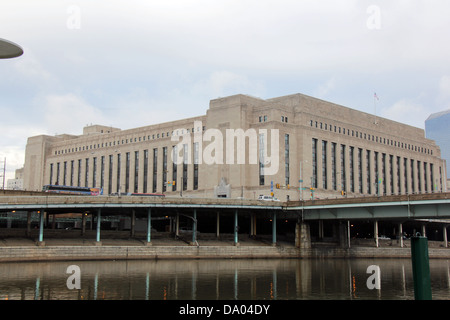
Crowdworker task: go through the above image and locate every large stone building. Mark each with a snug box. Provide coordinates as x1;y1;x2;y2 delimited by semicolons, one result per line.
23;93;448;200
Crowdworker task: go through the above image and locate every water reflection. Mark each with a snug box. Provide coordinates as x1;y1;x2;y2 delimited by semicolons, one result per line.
0;259;449;300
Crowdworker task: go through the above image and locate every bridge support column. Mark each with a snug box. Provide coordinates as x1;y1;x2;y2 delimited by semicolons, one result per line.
81;212;86;236
421;224;427;237
175;212;180;237
443;226;448;248
190;209;197;246
374;220;379;248
96;209;102;246
338;221;351;249
26;211;32;238
146;208;152;245
272;211;277;246
37;210;45;246
234;210;239;246
130;209;136;238
398;223;403;248
295;222;311;249
216;211;220;239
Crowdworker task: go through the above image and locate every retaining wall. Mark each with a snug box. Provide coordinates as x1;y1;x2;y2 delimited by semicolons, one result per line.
1;244;450;262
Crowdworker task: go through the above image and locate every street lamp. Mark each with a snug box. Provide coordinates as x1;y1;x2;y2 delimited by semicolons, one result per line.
0;38;23;59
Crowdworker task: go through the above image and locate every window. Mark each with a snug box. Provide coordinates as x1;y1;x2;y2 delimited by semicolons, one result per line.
162;147;167;192
172;146;177;191
312;138;318;188
285;134;290;186
322;140;327;189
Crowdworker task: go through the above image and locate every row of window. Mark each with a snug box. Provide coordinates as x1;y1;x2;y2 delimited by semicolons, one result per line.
258;115;289;123
53;126;206;156
309;120;434;155
49;144;200;195
311;138;445;195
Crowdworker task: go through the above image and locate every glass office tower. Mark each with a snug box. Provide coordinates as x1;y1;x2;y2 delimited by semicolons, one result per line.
426;110;450;178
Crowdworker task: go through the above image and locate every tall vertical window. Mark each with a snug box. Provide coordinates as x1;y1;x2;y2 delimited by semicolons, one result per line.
100;156;105;190
49;163;54;185
193;142;199;190
322;140;327;189
117;154;121;193
396;156;401;195
70;160;74;186
108;155;113;195
134;151;139;193
162;147;167;192
125;152;130;193
152;148;158;193
77;159;82;187
424;162;428;192
374;152;379;195
285;134;290;186
358;148;362;194
183;144;188;191
417;160;421;193
85;158;89;187
259;133;265;186
404;158;408;194
331;143;337;190
410;159;415;193
312;138;318;188
63;161;67;186
143;150;148;193
340;145;346;193
92;157;97;187
382;154;386;195
366;150;371;194
389;155;393;194
349;146;354;193
56;162;60;185
172;146;177;191
430;163;434;193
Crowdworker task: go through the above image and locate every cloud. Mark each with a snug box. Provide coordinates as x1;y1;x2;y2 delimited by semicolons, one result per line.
380;99;428;129
194;71;265;99
40;93;106;135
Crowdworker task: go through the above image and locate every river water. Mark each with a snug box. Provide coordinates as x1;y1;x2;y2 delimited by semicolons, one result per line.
0;258;449;300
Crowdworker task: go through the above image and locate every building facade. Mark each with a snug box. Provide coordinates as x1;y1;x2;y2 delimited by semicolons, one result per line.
425;109;450;179
23;93;448;200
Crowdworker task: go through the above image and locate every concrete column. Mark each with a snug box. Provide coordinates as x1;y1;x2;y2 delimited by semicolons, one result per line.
37;210;45;246
272;211;277;246
398;222;403;248
422;224;427;237
443;226;448;248
374;220;379;248
216;211;220;239
234;210;239;246
191;209;197;245
130;209;136;238
146;208;152;245
318;220;324;241
339;221;350;249
175;212;180;237
96;209;102;245
295;222;311;249
26;211;32;238
81;212;86;236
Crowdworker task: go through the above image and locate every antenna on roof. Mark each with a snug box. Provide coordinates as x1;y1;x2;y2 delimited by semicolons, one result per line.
374;92;379;125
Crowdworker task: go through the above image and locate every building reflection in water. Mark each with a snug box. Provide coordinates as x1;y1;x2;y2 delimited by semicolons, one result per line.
0;258;449;300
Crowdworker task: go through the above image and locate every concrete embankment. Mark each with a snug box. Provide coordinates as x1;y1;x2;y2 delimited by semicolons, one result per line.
1;240;450;262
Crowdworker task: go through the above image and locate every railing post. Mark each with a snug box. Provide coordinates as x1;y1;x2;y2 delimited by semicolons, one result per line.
411;234;432;300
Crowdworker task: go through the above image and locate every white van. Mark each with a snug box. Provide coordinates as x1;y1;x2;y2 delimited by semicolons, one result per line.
258;195;280;201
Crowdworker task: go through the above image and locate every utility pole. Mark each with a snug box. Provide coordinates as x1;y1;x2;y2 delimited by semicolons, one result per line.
0;157;5;190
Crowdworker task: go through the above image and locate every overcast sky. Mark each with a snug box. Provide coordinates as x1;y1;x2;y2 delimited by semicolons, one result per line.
1;0;450;181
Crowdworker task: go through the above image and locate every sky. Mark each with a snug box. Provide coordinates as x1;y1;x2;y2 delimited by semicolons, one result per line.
1;0;450;182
